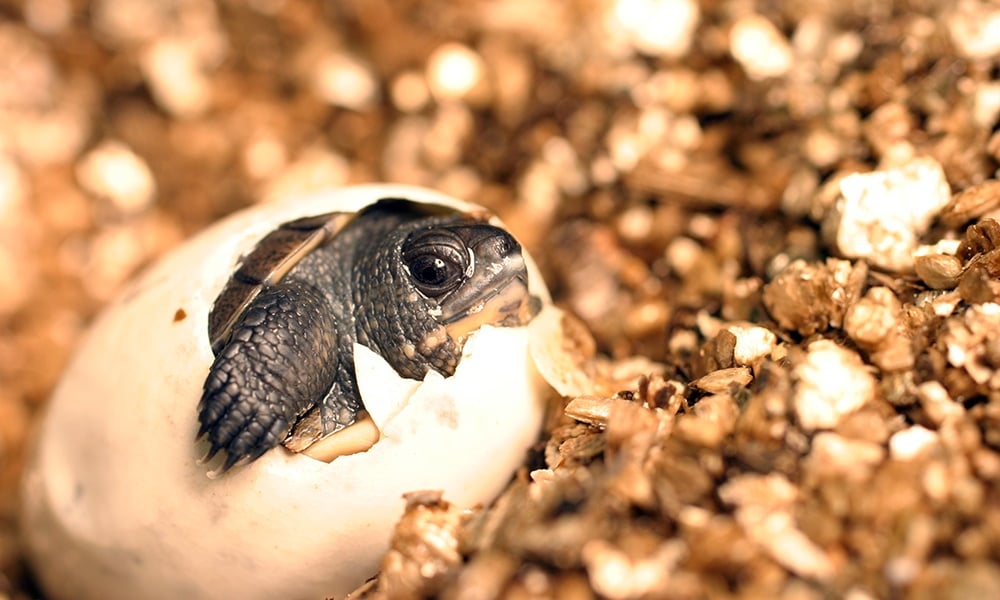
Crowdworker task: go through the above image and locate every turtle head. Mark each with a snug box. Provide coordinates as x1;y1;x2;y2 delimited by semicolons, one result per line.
401;221;534;341
351;204;538;381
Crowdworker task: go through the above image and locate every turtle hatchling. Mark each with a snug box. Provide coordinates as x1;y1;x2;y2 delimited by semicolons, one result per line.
200;196;537;472
20;185;564;600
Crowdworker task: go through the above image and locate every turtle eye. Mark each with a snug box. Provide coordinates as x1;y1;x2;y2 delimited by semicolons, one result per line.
402;231;468;298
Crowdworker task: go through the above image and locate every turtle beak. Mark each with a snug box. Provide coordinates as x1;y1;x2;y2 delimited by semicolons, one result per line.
439;232;535;342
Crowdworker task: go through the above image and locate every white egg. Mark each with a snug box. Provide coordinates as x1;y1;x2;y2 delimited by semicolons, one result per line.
20;185;554;600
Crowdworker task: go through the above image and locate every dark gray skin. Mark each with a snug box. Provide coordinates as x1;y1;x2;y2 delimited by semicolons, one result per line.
197;199;531;471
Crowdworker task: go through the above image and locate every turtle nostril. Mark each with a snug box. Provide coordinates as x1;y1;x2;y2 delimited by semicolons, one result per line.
484;233;518;259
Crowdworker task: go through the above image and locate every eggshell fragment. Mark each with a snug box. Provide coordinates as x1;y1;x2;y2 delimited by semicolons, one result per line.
20;185;552;600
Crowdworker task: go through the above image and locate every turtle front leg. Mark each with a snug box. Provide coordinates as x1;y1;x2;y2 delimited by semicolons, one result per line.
198;279;340;472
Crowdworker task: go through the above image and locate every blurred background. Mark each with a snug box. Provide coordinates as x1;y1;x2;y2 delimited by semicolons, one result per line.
3;0;1000;597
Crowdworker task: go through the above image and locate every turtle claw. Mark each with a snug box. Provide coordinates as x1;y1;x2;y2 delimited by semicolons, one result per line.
205;458;241;481
196;448;215;466
196;434;263;475
221;451;246;473
196;439;223;465
195;418;286;474
195;419;213;442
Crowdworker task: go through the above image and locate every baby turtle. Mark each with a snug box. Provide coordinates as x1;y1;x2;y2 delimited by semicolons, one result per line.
198;198;536;471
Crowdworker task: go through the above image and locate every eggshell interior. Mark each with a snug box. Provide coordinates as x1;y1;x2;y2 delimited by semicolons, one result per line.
20;185;550;600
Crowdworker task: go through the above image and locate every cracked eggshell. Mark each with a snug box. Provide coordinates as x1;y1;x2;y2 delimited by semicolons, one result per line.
20;185;552;600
